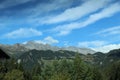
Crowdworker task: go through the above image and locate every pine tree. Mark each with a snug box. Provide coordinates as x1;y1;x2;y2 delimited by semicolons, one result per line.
105;61;120;80
72;54;85;80
4;69;24;80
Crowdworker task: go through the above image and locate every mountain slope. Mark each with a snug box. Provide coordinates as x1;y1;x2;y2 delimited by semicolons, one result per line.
0;43;29;58
0;42;96;56
23;41;96;54
18;49;83;69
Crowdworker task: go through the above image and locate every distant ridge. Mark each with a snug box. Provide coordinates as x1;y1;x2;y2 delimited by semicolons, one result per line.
0;41;96;55
23;41;96;54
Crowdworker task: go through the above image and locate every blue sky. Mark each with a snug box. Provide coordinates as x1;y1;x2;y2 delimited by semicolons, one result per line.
0;0;120;52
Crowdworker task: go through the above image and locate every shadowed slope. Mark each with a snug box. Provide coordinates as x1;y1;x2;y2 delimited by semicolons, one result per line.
0;49;10;59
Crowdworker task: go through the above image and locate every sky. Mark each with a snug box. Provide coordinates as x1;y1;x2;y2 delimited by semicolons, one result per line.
0;0;120;52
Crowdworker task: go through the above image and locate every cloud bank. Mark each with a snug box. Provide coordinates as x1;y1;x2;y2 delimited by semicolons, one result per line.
52;2;120;36
3;28;42;39
43;0;109;24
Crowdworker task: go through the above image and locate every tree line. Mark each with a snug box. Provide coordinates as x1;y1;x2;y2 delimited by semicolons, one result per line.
0;54;120;80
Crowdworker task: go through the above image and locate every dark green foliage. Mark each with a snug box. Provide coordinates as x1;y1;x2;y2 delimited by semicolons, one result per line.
50;59;73;80
50;72;70;80
105;61;120;80
91;67;103;80
4;69;24;80
1;49;120;80
72;54;86;80
0;65;6;80
23;71;32;80
18;50;79;69
41;64;53;80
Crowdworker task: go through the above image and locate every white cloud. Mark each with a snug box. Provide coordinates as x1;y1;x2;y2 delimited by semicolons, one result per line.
44;36;59;44
3;28;42;39
78;40;107;48
52;2;120;36
78;40;120;53
43;0;109;24
92;44;120;53
34;36;59;45
0;0;31;9
23;0;78;19
0;0;78;26
96;26;120;36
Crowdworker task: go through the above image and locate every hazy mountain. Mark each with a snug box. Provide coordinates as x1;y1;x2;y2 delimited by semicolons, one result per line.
62;46;95;54
1;41;120;69
0;43;29;58
23;41;60;51
23;41;96;54
0;41;96;55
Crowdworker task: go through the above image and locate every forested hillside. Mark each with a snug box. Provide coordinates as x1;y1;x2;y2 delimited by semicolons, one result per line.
1;48;120;80
0;50;120;80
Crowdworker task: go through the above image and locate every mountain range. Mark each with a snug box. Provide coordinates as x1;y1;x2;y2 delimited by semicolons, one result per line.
0;41;120;69
0;41;95;55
